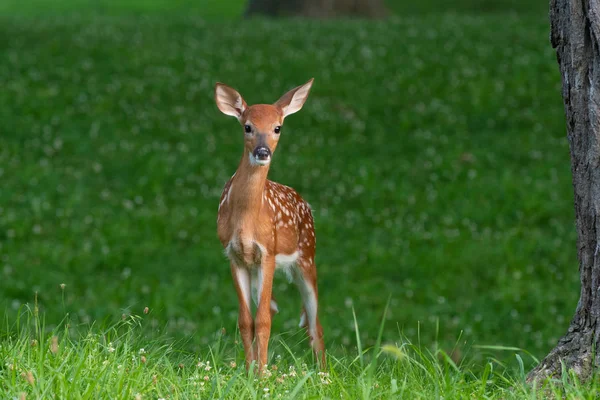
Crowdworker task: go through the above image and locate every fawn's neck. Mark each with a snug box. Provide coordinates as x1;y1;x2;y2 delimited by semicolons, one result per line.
229;152;271;220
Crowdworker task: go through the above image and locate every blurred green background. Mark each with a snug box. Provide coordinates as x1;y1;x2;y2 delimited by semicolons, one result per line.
0;0;572;367
0;0;548;16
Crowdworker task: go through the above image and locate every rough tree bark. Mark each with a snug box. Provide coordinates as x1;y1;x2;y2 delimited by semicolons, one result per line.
527;0;600;382
244;0;387;18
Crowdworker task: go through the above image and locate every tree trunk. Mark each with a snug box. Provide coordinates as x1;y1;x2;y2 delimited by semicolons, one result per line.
244;0;387;18
527;0;600;382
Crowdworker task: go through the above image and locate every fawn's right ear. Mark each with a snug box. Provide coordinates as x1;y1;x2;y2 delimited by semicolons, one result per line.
215;83;247;120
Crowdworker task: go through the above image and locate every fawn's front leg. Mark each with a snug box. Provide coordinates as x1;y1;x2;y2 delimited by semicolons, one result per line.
255;255;276;372
231;263;255;370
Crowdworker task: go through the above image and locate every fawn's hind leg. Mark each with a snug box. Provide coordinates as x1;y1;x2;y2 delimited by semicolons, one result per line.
292;259;325;367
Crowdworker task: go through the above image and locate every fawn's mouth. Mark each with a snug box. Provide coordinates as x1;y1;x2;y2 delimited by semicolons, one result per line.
250;146;271;166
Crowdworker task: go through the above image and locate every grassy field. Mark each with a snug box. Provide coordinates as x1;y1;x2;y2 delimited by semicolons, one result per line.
0;0;548;16
0;0;583;398
7;307;600;399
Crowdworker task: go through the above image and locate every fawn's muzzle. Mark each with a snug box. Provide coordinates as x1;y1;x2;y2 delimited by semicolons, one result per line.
253;146;271;161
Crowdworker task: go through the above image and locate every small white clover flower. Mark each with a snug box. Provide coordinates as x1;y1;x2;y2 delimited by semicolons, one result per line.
318;372;331;385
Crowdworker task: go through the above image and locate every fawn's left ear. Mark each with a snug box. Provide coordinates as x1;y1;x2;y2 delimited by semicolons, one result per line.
215;83;247;120
274;78;314;118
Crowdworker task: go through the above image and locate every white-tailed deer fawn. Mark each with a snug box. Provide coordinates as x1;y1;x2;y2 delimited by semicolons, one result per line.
215;79;325;372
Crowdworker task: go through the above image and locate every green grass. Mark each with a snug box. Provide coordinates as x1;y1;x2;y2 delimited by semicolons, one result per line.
387;0;548;15
3;307;600;399
0;0;548;17
0;0;247;17
0;0;584;397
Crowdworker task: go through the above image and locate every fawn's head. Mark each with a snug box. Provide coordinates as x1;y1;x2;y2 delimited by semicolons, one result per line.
215;79;314;166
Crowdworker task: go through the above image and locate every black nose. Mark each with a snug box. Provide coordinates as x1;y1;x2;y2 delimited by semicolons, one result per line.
253;146;271;160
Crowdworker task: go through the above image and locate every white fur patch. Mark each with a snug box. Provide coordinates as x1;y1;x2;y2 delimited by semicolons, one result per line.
233;267;252;310
226;182;233;204
218;173;236;212
270;299;279;314
249;152;270;166
224;238;237;259
292;268;318;342
275;251;299;265
275;251;299;282
251;268;262;307
299;311;307;328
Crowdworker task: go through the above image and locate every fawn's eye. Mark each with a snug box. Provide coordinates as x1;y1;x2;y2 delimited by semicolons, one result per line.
274;126;281;134
244;125;252;133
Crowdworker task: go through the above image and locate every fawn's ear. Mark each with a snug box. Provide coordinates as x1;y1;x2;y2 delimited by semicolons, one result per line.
215;83;247;120
274;78;314;118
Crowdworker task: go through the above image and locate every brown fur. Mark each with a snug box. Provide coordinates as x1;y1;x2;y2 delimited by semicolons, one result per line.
215;80;325;372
